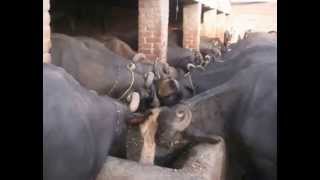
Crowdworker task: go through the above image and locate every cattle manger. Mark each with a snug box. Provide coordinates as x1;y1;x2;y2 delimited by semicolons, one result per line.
96;140;226;180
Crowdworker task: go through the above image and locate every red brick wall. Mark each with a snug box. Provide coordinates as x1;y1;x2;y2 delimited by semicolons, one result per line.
43;0;51;63
183;3;202;50
138;0;169;63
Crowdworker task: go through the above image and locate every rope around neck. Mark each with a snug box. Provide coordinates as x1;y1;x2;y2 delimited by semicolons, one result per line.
107;65;120;95
153;58;161;80
184;72;195;95
114;102;121;134
118;63;136;101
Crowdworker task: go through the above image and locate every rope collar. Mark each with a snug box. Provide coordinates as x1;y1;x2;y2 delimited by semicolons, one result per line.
183;72;196;96
107;63;136;101
118;63;136;101
114;102;122;134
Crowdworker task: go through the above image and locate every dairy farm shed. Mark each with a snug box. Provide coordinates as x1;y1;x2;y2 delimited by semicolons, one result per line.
43;0;276;180
43;0;232;64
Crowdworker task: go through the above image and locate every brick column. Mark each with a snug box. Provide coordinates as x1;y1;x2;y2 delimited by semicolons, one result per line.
138;0;169;63
183;3;202;50
43;0;51;63
215;12;227;42
201;9;217;38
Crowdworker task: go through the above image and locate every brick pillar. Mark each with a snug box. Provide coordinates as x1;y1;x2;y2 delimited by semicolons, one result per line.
138;0;169;63
201;9;217;38
183;3;202;50
43;0;51;63
216;12;227;42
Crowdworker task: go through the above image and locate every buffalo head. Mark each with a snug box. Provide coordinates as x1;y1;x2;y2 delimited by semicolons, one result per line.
154;104;192;149
123;60;183;111
152;62;183;106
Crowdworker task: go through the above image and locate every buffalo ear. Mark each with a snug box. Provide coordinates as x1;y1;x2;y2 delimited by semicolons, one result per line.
125;113;146;125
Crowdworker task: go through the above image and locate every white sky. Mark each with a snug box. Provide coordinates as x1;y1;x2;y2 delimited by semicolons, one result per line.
230;0;277;3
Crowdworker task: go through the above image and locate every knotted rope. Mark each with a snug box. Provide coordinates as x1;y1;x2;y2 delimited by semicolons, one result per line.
118;63;136;101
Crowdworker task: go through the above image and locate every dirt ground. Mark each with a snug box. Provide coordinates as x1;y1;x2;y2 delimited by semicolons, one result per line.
228;2;277;34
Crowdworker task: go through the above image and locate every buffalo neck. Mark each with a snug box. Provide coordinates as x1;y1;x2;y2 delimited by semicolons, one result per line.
180;82;239;108
134;62;154;76
94;94;132;157
95;94;130;141
109;100;130;139
181;82;242;139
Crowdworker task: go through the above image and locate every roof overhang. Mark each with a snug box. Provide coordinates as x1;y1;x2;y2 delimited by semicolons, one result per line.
191;0;232;14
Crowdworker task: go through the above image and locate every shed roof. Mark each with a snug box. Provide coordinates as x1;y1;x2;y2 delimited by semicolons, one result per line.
192;0;232;14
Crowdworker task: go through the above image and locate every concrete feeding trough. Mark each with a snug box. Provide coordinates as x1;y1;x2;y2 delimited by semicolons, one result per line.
96;139;226;180
96;107;226;180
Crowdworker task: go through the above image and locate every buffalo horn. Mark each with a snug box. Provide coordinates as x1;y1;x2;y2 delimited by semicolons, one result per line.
129;92;140;112
176;110;184;118
174;105;192;131
145;72;155;88
187;63;196;71
132;53;146;62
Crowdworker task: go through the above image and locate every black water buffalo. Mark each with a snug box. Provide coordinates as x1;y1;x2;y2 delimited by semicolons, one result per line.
200;36;224;57
174;32;277;99
92;35;149;63
166;31;215;73
51;33;182;111
167;32;205;72
150;37;277;180
167;45;205;73
221;32;276;64
153;60;277;180
241;31;276;48
224;30;232;48
43;63;147;180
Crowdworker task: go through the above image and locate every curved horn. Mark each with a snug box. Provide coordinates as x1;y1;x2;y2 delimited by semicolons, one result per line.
129;92;140;112
132;53;146;62
176;110;184;118
204;55;211;63
202;55;212;67
163;63;171;73
173;105;192;132
151;93;161;108
89;90;98;95
187;63;196;71
145;72;155;88
128;63;136;70
217;50;222;57
153;60;162;80
173;79;180;91
214;41;219;46
157;63;172;80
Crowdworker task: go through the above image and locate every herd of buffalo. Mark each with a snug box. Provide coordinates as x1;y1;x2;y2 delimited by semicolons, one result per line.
43;30;277;180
